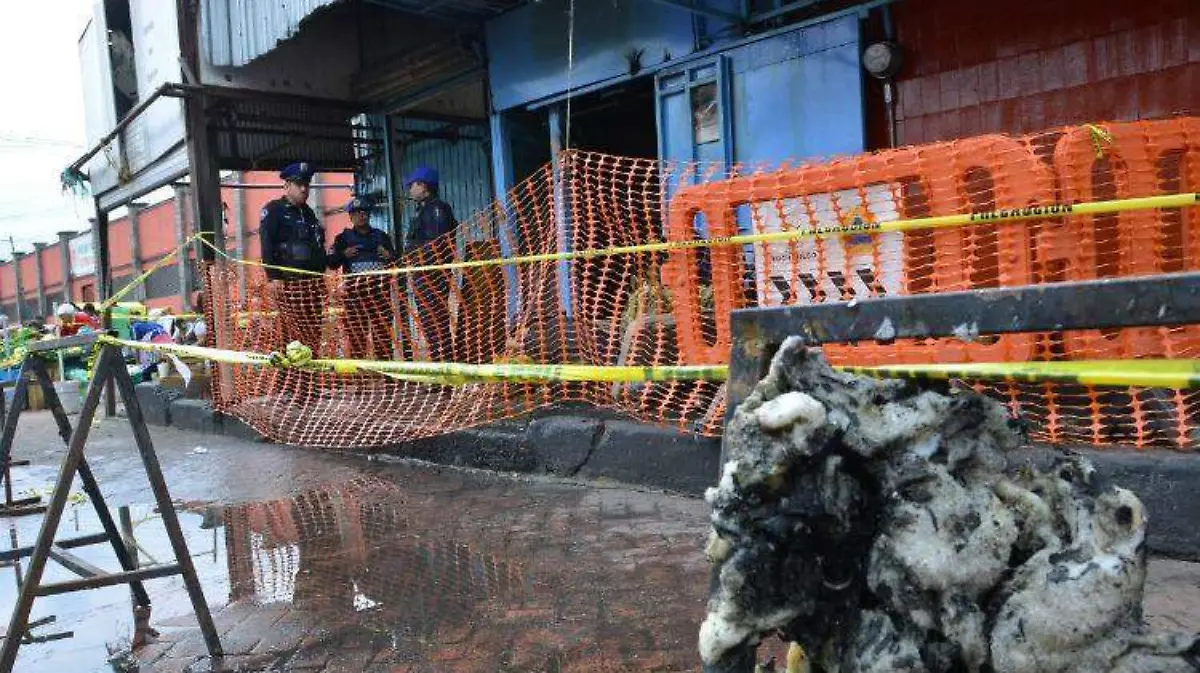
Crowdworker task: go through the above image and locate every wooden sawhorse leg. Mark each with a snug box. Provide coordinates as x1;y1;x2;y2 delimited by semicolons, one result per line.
0;343;222;672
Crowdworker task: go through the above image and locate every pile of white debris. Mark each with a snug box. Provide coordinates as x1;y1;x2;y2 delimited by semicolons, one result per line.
701;337;1200;673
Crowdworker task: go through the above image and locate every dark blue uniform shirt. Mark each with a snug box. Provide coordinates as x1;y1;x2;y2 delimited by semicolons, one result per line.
328;226;397;274
259;197;327;280
400;197;457;252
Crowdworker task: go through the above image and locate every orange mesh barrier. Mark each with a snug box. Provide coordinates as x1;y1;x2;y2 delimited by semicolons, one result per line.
203;117;1200;450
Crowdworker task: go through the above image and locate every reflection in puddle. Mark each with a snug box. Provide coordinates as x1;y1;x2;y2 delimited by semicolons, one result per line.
216;475;708;670
1;503;229;673
4;472;708;671
224;478;530;640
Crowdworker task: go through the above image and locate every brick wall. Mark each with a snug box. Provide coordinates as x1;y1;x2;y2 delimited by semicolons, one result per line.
0;171;359;323
888;0;1200;145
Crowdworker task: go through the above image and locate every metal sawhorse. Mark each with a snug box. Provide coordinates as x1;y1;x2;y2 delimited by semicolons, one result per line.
0;333;221;672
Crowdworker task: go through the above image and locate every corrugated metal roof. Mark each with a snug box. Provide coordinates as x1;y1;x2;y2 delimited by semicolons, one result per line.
201;0;344;67
202;0;526;68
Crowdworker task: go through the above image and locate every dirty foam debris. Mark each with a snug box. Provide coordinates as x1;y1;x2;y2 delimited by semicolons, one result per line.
701;337;1200;673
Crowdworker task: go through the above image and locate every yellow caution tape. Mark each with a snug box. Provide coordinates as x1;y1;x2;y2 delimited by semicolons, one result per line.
94;334;1200;389
839;359;1200;390
10;334;1200;390
1085;123;1115;159
97;336;728;383
102;233;203;310
196;234;326;278
195;192;1200;279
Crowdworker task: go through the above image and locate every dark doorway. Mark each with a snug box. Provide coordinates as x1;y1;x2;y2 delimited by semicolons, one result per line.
563;77;658;159
503;107;551;188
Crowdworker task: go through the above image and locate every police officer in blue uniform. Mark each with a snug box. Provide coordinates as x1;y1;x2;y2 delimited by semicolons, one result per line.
328;196;397;359
259;162;327;351
401;165;458;361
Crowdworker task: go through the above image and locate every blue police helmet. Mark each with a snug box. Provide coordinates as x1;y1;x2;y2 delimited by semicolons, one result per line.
346;196;372;214
280;162;315;184
404;165;439;189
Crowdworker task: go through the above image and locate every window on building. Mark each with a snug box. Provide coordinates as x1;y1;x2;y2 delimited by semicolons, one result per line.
104;0;139;120
80;284;96;303
691;82;720;145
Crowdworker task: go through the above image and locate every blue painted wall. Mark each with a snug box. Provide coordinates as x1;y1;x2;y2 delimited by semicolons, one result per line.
728;14;864;166
486;0;741;112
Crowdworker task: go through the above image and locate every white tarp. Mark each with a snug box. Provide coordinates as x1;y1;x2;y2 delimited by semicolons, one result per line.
751;183;904;305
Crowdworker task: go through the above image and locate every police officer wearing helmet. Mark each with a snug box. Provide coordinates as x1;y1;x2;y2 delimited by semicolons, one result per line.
401;165;457;361
328;196;398;358
259;162;327;351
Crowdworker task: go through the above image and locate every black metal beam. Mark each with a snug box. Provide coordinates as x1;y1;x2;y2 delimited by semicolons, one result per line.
65;84;190;175
726;272;1200;425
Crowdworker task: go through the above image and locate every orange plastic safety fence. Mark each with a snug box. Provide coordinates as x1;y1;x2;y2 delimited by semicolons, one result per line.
203;117;1200;450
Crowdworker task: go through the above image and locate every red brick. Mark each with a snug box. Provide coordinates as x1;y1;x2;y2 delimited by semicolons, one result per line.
1091;79;1119;120
1187;64;1200;114
920;74;942;116
1016;52;1043;95
1161;18;1188;68
1189;16;1200;64
898;79;921;120
898;117;923;145
940;111;964;140
977;60;999;102
1138;24;1165;72
1116;29;1147;77
1062;41;1092;88
1138;73;1169;119
954;25;986;67
939;70;961;113
980;103;1004;134
922;113;944;142
1093;33;1123;81
958;106;983;137
958;64;982;107
1015;95;1047;133
1044;88;1072;127
1041;47;1066;91
997;55;1022;99
1113;77;1140;121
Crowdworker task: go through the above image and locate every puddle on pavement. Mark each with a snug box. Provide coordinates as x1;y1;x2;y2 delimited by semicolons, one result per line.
3;468;710;671
2;502;229;673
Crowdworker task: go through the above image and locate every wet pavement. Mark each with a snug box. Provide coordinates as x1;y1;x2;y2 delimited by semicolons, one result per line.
2;410;1199;672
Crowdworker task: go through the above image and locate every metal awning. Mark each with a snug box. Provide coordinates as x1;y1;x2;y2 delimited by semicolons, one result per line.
201;0;525;68
201;0;344;67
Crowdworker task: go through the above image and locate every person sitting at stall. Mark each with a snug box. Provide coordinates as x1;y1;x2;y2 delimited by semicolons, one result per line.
130;314;174;382
78;303;101;330
56;303;82;337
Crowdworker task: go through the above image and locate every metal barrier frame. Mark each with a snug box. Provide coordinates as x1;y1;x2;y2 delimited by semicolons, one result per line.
726;272;1200;421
